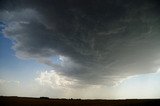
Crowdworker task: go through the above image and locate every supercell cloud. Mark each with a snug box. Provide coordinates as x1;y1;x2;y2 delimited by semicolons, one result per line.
1;0;160;86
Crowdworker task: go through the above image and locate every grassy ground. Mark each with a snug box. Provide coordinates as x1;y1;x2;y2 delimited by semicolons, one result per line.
0;96;160;106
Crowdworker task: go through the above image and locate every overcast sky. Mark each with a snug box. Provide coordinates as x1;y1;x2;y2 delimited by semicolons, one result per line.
0;0;160;99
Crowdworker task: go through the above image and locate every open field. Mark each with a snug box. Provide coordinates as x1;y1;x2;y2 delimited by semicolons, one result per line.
0;96;160;106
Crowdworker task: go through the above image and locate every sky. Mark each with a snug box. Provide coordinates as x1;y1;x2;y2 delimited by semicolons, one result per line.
0;0;160;99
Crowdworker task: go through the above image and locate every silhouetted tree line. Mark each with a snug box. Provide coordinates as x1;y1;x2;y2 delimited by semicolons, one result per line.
40;97;49;99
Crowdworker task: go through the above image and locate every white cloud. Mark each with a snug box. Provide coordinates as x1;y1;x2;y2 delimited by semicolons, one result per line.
35;70;78;88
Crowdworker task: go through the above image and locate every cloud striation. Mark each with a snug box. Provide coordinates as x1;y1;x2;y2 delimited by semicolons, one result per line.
1;0;160;86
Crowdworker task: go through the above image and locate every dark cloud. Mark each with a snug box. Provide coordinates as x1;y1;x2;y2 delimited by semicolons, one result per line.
1;0;160;85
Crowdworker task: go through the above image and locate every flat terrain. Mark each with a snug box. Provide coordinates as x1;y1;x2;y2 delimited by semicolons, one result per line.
0;96;160;106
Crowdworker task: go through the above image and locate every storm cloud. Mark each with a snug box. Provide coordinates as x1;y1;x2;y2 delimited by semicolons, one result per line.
1;0;160;86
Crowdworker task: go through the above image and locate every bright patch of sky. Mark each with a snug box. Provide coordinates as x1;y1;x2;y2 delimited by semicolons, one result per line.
116;71;160;99
50;56;61;65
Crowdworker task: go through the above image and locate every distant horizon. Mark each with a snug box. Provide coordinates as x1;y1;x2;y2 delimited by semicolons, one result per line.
1;96;160;100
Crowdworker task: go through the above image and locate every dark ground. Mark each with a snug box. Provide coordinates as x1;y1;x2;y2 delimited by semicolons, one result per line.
0;96;160;106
